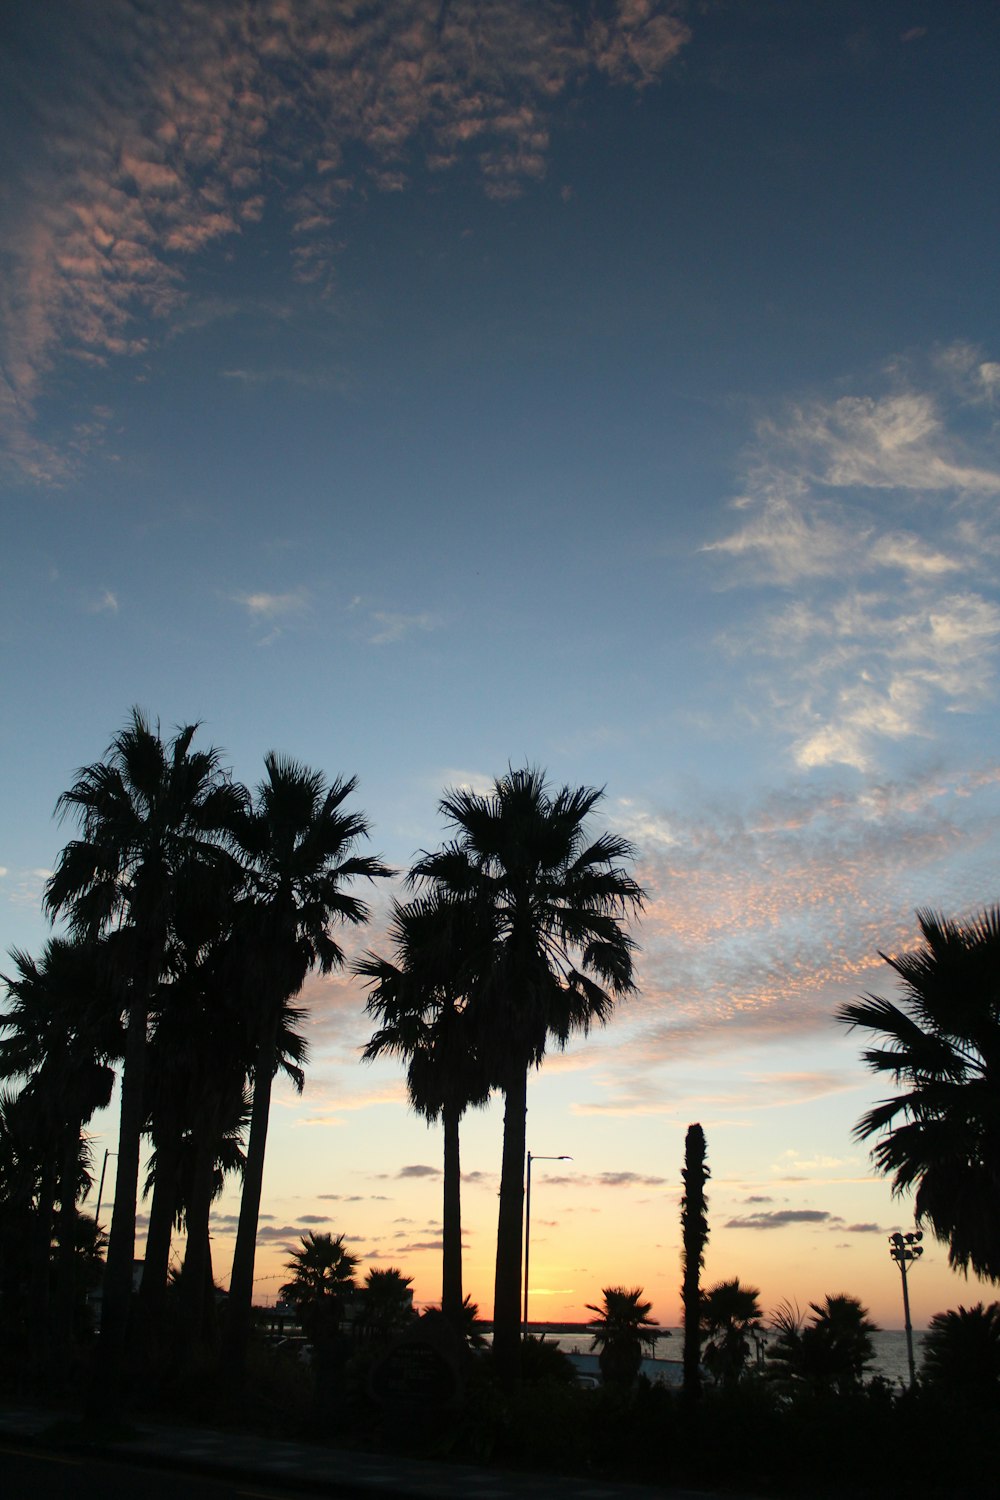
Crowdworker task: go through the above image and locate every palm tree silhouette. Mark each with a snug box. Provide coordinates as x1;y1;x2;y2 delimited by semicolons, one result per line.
586;1286;660;1386
223;754;390;1372
412;767;643;1381
839;905;1000;1281
700;1277;763;1386
43;710;243;1377
767;1294;878;1394
1;937;121;1359
357;892;493;1327
280;1230;359;1344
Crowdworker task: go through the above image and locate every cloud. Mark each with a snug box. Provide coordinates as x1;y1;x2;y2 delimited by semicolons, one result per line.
86;589;119;614
725;1209;836;1230
705;346;1000;770
233;588;309;619
845;1222;884;1234
3;0;690;478
575;766;1000;1083
367;611;440;645
397;1164;440;1180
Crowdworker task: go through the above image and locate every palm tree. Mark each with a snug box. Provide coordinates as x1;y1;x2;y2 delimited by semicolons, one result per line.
412;767;643;1380
767;1294;878;1394
586;1286;660;1386
356;1267;416;1347
680;1122;709;1402
43;710;244;1374
922;1303;1000;1397
700;1277;763;1386
223;754;390;1372
280;1230;359;1344
357;893;493;1327
0;938;120;1354
838;906;1000;1281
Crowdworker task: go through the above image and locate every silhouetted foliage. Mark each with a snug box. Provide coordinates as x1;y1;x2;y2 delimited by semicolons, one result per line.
922;1302;1000;1400
411;766;644;1382
767;1294;878;1395
839;905;1000;1281
700;1277;763;1387
586;1285;660;1386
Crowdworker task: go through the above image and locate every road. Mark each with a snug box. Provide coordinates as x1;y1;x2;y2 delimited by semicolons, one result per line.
0;1442;377;1500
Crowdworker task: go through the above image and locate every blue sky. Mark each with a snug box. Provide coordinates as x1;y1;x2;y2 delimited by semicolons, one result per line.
2;0;999;1325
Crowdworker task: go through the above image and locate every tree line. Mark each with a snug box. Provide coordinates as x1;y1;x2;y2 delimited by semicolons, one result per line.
0;708;644;1397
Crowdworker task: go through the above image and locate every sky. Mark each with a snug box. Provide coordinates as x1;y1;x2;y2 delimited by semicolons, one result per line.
2;0;999;1332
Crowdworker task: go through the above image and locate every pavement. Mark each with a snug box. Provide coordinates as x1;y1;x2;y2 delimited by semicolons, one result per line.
0;1400;725;1500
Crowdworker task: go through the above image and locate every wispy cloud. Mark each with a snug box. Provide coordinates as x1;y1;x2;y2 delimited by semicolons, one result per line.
705;346;1000;770
368;610;440;646
233;588;309;619
3;0;690;478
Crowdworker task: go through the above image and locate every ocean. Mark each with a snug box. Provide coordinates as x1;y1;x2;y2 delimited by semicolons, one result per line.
525;1327;926;1389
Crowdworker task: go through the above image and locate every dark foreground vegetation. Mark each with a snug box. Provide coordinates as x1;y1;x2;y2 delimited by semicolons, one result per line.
3;1319;998;1500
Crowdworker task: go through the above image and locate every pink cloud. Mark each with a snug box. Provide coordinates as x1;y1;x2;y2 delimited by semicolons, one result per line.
3;0;691;476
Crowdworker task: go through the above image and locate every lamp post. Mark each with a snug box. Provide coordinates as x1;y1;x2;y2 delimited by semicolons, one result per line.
523;1152;572;1338
889;1229;923;1387
94;1149;117;1229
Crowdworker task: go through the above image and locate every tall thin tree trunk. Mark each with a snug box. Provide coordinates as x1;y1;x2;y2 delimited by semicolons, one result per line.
223;1013;278;1376
492;1062;527;1384
52;1127;83;1367
680;1122;709;1405
441;1102;463;1326
135;1123;181;1358
178;1135;215;1358
96;992;148;1394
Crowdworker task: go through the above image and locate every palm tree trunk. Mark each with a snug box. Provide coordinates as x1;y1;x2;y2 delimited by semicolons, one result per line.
223;1013;278;1376
178;1135;215;1357
492;1061;527;1383
135;1124;181;1354
96;990;149;1399
32;1146;57;1350
441;1102;463;1326
52;1127;82;1365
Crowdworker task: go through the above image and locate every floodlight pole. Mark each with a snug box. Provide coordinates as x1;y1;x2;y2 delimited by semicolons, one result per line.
522;1152;572;1338
889;1229;923;1387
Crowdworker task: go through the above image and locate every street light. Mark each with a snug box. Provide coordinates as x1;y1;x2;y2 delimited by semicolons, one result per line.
889;1229;923;1387
94;1149;117;1229
523;1152;572;1338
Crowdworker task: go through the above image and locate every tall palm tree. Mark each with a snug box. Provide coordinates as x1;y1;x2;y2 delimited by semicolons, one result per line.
412;767;644;1380
43;709;245;1375
838;906;1000;1281
586;1286;660;1386
680;1122;709;1402
357;893;493;1327
700;1277;763;1386
223;754;390;1372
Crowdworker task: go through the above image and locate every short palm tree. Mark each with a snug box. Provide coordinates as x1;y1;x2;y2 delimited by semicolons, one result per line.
281;1230;359;1344
223;755;390;1372
586;1286;660;1386
767;1294;878;1394
358;893;493;1328
700;1277;763;1386
356;1267;416;1346
413;767;644;1380
922;1303;1000;1396
43;710;244;1369
838;906;1000;1282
